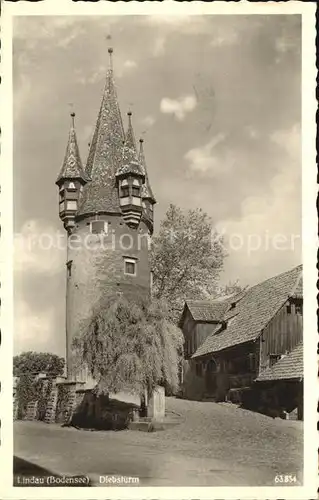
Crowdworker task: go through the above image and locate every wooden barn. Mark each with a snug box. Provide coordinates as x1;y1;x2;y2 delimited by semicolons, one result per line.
179;265;303;417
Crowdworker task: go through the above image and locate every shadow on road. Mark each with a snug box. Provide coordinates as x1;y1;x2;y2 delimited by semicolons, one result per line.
13;456;92;487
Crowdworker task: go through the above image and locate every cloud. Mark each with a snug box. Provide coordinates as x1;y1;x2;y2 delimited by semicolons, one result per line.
152;36;166;57
184;134;227;176
160;95;197;121
117;59;138;78
123;59;137;70
14;220;65;276
275;35;297;54
143;15;209;34
15;300;57;354
76;64;106;85
218;124;301;285
210;32;239;47
141;115;156;128
245;126;260;140
270;123;300;159
57;25;85;49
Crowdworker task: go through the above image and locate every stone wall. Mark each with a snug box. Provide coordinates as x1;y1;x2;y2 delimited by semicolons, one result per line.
66;215;151;379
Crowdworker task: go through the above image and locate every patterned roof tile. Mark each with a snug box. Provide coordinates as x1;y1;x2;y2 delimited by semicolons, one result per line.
191;265;302;357
186;299;230;322
256;343;303;381
77;65;125;215
56;115;88;184
139;139;156;202
116;114;144;178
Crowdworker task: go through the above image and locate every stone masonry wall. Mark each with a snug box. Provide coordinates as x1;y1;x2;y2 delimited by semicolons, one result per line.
66;215;151;379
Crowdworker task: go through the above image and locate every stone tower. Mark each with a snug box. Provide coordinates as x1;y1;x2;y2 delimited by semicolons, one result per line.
56;49;156;380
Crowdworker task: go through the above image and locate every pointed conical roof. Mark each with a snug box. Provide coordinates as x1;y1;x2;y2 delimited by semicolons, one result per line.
116;112;144;178
56;113;88;184
139;138;156;202
77;48;125;215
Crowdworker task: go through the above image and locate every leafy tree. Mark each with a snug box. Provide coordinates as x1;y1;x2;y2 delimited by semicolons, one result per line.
217;280;246;298
151;204;226;320
73;295;183;397
13;351;65;377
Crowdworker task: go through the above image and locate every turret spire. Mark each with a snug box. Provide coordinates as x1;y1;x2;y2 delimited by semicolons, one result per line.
116;112;144;178
56;112;88;184
77;48;125;216
139;138;156;202
56;112;88;232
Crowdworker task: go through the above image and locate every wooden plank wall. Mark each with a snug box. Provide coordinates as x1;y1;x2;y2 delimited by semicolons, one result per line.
259;300;303;373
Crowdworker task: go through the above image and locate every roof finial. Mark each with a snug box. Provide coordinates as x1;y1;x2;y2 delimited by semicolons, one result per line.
68;103;75;128
70;111;75;128
108;46;113;70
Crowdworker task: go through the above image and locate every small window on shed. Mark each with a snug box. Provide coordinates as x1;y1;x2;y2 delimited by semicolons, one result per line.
90;221;108;234
286;304;291;314
295;303;303;315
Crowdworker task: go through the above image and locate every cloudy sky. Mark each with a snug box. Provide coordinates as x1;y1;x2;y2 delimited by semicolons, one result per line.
13;14;301;357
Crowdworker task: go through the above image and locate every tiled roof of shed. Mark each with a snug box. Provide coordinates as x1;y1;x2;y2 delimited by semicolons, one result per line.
291;273;303;299
186;299;230;322
256;343;303;381
192;265;302;358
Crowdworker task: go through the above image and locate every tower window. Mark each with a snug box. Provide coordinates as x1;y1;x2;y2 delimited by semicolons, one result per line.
66;200;77;211
124;258;137;276
90;221;108;234
68;182;76;191
132;186;140;197
120;186;129;198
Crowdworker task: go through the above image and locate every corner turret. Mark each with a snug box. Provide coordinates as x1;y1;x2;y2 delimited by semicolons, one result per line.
56;112;89;232
116;112;145;227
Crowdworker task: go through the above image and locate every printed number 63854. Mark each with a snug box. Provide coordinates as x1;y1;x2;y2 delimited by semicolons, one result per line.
274;474;297;484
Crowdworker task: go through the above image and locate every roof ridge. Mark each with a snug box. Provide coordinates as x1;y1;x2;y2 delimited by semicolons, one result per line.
244;264;302;295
